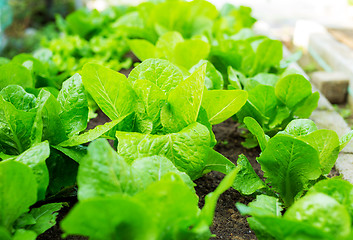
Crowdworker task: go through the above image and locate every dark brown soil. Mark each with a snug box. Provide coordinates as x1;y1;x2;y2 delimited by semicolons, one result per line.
195;119;260;240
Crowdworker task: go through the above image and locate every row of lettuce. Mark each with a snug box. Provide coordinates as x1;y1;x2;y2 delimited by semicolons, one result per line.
1;0;353;239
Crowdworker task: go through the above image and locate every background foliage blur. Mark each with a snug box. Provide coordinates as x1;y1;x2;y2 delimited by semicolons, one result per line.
1;0;76;56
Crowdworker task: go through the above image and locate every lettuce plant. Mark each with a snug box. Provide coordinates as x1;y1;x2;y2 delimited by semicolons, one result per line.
129;31;210;70
210;32;284;78
0;160;63;240
231;119;353;239
113;0;219;42
236;178;353;240
81;59;248;179
213;4;256;37
232;118;353;207
129;31;224;89
232;71;319;146
61;139;239;240
0;73;126;198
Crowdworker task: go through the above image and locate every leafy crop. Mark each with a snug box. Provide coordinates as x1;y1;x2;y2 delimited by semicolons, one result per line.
237;178;353;240
81;59;247;179
0;0;350;239
129;31;210;70
0;160;63;240
62;139;239;240
233;72;319;147
0;74;127;199
233;118;353;206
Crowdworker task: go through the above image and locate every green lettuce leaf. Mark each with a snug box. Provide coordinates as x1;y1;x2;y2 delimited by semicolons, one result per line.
58;117;126;147
14;141;50;200
160;64;205;133
116;122;211;179
0;94;37;154
82;63;136;120
0;63;33;90
61;195;155;240
57;73;88;137
244;117;268;151
0;161;37;231
232;154;267;195
275;74;312;109
78;139;193;200
128;58;184;93
257;135;321;206
202;89;247;125
284;193;351;238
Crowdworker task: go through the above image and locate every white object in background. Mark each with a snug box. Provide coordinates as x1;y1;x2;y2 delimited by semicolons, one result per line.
293;20;326;50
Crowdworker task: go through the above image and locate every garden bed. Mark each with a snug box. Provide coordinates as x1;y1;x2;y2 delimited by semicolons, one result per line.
37;112;259;240
37;112;341;240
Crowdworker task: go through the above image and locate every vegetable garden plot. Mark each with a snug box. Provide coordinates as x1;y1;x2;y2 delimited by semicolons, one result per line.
1;0;353;239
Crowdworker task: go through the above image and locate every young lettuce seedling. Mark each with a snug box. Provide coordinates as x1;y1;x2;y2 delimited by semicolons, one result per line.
233;71;319;147
233;119;353;239
232;117;353;207
81;59;248;179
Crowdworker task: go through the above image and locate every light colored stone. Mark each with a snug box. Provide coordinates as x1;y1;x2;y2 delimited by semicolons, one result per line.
308;32;353;110
310;110;350;137
336;153;353;183
311;71;349;104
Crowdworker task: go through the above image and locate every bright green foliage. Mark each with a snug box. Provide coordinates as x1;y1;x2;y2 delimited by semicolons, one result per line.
14;141;50;200
14;203;64;236
237;195;283;217
63;168;239;240
59;117;127;147
340;130;353;151
237;73;319;139
0;160;63;239
0;63;33;90
82;60;245;178
284;193;351;238
128;58;184;92
37;7;133;84
160;64;206;132
243;117;269;151
81;63;136;120
129;31;210;70
211;36;282;78
215;4;256;35
202;90;248;125
278;119;346;175
190;60;224;90
237;179;353;239
258;135;321;206
116;123;233;179
82;59;247;134
0;161;37;231
232;155;267;195
57;73;88;137
0;87;38;155
240;118;353;208
275;74;312;108
62;195;155;240
114;0;219;41
77;139;194;200
0;75;116;157
308;178;353;218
